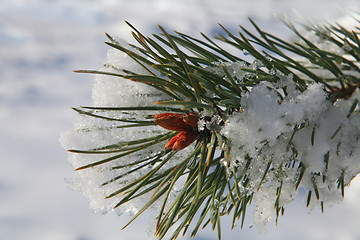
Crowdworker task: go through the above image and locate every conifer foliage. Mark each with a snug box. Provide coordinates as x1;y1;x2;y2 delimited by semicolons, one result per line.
61;16;360;239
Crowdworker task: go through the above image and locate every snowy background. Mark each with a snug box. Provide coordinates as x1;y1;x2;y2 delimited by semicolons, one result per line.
1;0;360;240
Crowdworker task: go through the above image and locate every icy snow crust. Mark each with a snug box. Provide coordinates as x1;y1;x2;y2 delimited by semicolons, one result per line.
61;35;360;232
221;77;360;230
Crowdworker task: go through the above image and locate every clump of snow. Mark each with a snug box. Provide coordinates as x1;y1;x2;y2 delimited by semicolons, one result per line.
197;109;223;132
221;74;360;230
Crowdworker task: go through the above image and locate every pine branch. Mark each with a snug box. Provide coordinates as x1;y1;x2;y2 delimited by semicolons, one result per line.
64;15;360;240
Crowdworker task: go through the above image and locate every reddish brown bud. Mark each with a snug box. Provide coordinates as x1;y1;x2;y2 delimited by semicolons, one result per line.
164;132;182;150
328;83;359;103
153;112;199;151
165;131;198;151
183;112;199;127
153;113;191;131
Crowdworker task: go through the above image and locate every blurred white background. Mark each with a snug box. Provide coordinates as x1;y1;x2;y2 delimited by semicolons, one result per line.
1;0;360;239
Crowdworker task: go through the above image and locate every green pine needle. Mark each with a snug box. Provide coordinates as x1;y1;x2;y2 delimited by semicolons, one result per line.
69;16;360;240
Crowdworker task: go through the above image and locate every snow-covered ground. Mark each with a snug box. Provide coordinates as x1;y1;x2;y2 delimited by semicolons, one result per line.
1;0;360;240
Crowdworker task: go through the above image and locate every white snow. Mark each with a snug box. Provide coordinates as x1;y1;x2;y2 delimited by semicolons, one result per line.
2;0;360;240
221;75;360;229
